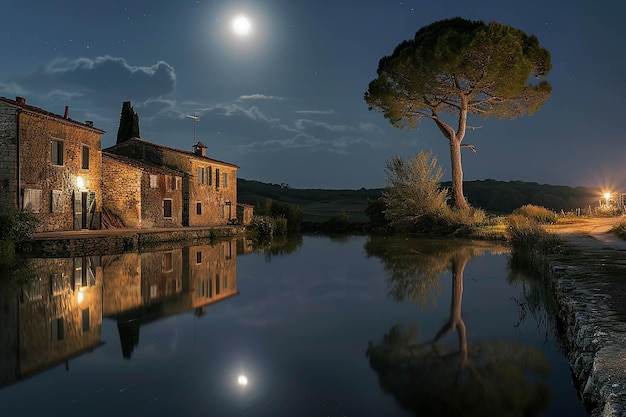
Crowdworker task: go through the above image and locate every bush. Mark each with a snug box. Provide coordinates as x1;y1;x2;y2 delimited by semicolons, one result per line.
273;216;288;236
512;205;556;224
0;207;39;249
506;214;563;254
610;218;626;239
248;215;274;238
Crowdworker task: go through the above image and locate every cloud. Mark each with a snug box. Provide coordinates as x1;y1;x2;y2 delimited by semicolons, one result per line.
212;103;278;122
239;133;377;155
237;93;284;101
16;55;177;105
294;109;335;115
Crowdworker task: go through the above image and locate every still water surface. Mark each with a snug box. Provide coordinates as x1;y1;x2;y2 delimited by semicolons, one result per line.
0;235;588;416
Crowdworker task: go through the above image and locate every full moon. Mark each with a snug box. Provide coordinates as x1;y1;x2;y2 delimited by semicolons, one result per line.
232;15;252;36
237;375;248;386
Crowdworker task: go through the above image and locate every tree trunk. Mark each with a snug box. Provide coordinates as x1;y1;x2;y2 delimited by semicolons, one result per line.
449;138;468;209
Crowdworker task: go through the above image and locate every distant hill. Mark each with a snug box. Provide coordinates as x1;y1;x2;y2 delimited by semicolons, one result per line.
238;178;604;223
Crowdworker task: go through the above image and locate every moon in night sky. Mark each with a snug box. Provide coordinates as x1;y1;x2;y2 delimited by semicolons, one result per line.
232;15;252;36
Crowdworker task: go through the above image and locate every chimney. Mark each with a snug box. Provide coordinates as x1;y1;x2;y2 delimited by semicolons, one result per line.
64;106;69;119
193;141;207;157
15;97;25;105
85;121;93;127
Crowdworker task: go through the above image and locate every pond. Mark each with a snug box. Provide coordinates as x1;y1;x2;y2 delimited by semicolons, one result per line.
0;234;588;417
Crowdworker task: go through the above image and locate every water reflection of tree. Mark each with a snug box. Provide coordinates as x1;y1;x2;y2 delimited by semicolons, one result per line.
364;236;551;417
258;234;304;262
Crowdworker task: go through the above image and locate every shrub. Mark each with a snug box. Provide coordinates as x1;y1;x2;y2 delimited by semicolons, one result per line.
248;215;274;238
273;216;288;236
0;207;39;249
610;218;626;240
506;214;563;254
512;205;556;224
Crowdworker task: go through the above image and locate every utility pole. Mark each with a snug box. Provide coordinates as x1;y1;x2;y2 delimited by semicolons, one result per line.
186;114;200;144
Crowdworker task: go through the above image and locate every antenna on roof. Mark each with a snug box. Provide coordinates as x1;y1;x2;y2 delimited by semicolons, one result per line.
186;114;200;144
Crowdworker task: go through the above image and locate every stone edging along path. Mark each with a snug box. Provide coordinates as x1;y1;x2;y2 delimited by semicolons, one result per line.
540;218;626;417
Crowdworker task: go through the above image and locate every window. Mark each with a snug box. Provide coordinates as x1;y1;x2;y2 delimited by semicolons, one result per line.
150;174;158;188
196;251;202;264
197;167;205;185
82;308;90;332
208;166;212;185
51;317;64;341
163;199;172;218
196;202;202;215
222;172;228;188
215;169;220;188
215;273;220;295
51;139;64;166
165;175;172;190
51;190;63;213
175;177;182;190
81;145;90;169
23;188;42;213
171;176;178;190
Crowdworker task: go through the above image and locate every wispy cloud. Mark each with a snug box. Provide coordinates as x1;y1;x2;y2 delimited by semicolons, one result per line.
237;93;284;101
294;109;335;115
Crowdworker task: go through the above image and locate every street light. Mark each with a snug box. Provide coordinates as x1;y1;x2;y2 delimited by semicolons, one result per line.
604;192;611;206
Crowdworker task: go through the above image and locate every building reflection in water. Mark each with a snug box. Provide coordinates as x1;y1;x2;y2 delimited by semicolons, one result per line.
103;239;239;358
0;238;244;387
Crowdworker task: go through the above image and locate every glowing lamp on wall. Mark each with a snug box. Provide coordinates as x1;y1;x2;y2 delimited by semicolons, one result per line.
76;176;85;189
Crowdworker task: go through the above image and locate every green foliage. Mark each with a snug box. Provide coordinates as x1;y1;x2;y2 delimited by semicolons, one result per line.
0;207;39;249
320;211;354;233
116;101;140;144
512;204;556;224
365;197;390;231
0;240;15;266
506;214;563;254
383;151;450;232
272;216;288;236
263;199;302;232
366;17;552;209
248;215;274;238
365;17;552;128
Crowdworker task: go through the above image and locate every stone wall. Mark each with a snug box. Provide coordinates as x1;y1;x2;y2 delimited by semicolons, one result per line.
107;138;238;227
18;110;102;232
102;154;142;227
0;101;18;208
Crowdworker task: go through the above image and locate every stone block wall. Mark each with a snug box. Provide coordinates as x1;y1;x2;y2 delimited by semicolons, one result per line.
102;154;142;227
19;111;102;232
0;102;18;209
108;138;238;227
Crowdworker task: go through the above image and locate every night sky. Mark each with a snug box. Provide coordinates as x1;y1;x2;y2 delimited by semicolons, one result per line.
2;0;624;191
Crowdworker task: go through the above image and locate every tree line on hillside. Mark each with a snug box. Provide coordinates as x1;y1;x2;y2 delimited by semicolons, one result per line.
238;178;601;217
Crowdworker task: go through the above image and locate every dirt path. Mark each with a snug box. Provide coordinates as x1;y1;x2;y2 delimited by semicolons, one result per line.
546;216;626;251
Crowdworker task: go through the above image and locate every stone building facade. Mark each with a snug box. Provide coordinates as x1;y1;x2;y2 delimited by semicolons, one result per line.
102;152;184;228
105;137;250;227
0;96;104;232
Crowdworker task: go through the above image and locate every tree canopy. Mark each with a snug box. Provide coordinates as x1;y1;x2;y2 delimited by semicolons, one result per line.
365;17;552;209
116;101;140;144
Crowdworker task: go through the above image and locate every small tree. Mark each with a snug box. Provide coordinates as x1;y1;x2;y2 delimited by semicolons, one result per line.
366;17;552;209
383;151;449;232
116;101;140;144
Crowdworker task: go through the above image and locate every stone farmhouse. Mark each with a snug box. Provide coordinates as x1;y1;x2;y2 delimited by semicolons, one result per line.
0;96;104;232
0;96;252;233
104;137;253;227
